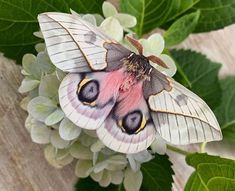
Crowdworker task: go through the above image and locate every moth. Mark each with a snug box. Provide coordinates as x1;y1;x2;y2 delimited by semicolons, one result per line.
38;12;222;154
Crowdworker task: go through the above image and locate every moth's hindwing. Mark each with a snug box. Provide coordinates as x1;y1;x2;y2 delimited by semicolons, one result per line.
144;69;222;145
97;81;157;154
59;72;119;130
38;12;131;72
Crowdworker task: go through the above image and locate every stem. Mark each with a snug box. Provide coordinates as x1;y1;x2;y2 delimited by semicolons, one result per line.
167;145;191;156
200;142;207;153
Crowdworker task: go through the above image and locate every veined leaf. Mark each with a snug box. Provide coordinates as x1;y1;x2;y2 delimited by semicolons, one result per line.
0;0;104;63
192;0;235;32
214;77;235;143
141;154;174;191
164;10;200;47
185;153;235;191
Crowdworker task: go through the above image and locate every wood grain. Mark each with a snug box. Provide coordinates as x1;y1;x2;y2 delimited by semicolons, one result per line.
0;23;235;191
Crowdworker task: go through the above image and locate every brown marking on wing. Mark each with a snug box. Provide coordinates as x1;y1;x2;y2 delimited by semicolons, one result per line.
143;69;172;99
103;42;132;71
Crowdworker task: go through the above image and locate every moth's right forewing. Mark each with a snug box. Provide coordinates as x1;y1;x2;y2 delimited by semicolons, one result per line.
144;70;222;145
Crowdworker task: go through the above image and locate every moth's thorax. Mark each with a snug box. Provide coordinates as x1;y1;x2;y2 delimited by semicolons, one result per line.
123;53;152;81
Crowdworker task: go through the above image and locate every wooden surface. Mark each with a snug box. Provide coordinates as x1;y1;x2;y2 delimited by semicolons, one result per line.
0;24;235;191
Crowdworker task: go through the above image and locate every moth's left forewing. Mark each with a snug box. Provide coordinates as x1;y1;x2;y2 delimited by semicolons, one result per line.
38;12;131;72
144;70;222;145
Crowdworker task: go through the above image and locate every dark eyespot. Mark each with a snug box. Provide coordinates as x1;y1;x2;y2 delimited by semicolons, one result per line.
122;110;144;134
77;80;99;103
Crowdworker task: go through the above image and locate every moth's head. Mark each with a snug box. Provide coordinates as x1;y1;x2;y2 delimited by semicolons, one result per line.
126;36;169;69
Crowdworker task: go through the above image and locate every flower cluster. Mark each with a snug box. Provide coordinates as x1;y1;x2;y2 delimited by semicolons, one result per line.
19;2;176;191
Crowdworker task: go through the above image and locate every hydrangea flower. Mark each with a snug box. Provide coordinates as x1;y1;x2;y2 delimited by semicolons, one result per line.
19;2;177;191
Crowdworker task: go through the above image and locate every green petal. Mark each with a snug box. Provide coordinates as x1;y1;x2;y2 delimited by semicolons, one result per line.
27;96;57;122
20;96;31;111
75;160;93;178
99;170;112;187
22;54;41;79
50;131;70;149
110;171;124;185
44;144;73;168
35;43;45;53
45;108;64;126
25;115;34;132
18;77;40;93
39;74;60;99
93;14;104;26
90;140;105;152
100;17;123;42
90;171;103;182
102;2;117;18
59;118;81;141
33;31;44;39
36;52;55;74
124;168;143;191
30;120;52;144
82;14;97;26
148;33;165;56
79;132;97;147
115;13;137;28
69;141;93;160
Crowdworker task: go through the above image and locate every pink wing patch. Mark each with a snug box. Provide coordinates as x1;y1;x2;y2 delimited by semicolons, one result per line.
96;82;157;153
59;70;124;129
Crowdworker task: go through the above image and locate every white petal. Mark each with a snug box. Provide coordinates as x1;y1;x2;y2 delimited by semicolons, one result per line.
75;160;93;178
36;52;55;74
100;17;123;42
93;152;99;165
90;171;103;182
127;154;140;172
124;168;143;191
39;74;60;99
18;77;39;93
91;140;105;153
44;145;73;168
131;150;153;163
69;141;93;160
115;13;137;28
151;134;167;155
22;54;40;79
147;33;165;56
99;170;112;187
50;131;70;149
108;155;127;165
139;39;151;56
27;96;57;122
25;115;34;132
102;2;117;18
83;129;97;138
105;163;126;171
151;54;177;77
82;14;97;26
30;120;52;144
110;170;124;185
59;118;81;141
93;161;108;173
45;108;64;126
55;68;66;81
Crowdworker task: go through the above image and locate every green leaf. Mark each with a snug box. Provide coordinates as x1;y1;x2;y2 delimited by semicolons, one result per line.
0;0;104;63
141;154;174;191
171;49;221;109
74;177;125;191
164;10;200;47
185;153;235;191
120;0;179;37
192;0;235;32
214;77;235;143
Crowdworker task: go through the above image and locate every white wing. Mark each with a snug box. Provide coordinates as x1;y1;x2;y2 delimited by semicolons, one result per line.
145;70;222;145
38;12;131;72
